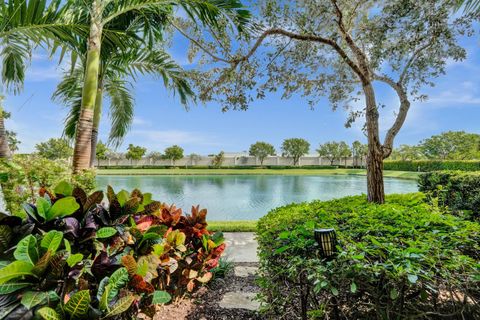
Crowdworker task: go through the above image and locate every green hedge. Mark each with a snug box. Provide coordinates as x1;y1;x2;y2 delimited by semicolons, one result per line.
384;160;480;172
419;171;480;216
257;194;480;319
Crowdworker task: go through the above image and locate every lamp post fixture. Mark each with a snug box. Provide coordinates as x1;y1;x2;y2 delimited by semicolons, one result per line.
314;228;337;259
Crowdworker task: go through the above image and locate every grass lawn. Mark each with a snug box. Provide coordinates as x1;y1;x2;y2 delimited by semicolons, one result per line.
207;220;257;232
98;168;420;180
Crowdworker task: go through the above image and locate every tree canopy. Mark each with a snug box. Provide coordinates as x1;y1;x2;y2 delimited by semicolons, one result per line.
35;138;73;160
126;144;147;161
317;141;351;165
281;138;310;166
249;141;276;165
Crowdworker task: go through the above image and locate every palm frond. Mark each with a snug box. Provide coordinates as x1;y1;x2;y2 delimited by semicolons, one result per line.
104;77;134;147
1;33;29;94
108;47;194;106
52;65;84;139
459;0;480;14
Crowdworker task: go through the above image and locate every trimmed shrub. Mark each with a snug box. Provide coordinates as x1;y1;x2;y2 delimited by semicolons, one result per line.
257;194;480;319
419;171;480;217
0;182;224;319
384;160;480;172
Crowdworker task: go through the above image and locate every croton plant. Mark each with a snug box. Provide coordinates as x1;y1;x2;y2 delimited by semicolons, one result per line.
0;182;225;319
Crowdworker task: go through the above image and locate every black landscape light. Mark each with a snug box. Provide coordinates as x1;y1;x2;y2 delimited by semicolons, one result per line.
314;228;337;259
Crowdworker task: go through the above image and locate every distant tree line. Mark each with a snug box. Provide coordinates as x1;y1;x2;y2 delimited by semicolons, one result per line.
30;131;479;166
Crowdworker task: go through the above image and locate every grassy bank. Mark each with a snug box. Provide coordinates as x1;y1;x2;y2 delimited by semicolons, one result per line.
207;220;257;232
97;168;420;180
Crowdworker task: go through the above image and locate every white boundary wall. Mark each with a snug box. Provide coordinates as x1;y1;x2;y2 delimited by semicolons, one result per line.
98;156;366;167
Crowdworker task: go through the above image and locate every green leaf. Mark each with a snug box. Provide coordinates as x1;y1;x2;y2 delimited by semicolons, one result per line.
47;197;80;220
64;239;71;253
0;261;35;284
407;274;418;284
117;190;130;206
14;235;39;264
40;231;63;254
350;282;357;293
36;197;51;220
96;227;117;239
64;290;90;319
66;253;84;267
37;307;61;320
331;287;339;296
0;282;31;294
390;288;399;300
100;268;129;311
54;181;73;196
21;290;58;309
103;295;135;318
152;290;171;304
97;276;109;302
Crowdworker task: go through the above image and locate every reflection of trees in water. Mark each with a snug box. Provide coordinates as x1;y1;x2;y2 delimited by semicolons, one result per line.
160;177;185;196
253;176;269;193
288;176;307;195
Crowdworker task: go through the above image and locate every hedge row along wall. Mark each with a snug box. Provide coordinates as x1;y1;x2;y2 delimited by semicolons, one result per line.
384;160;480;172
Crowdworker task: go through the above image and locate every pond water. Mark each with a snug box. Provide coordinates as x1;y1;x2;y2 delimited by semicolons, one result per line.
96;175;418;221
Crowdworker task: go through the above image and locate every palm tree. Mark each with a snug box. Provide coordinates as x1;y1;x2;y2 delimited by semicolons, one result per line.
0;0;125;159
53;44;193;167
70;0;250;173
0;0;86;158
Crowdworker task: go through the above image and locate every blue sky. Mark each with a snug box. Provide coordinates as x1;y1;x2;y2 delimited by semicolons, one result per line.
4;31;480;155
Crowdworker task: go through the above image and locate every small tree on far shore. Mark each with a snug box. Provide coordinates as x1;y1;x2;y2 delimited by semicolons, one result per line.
211;151;225;168
126;144;146;161
188;153;202;167
281;138;309;166
352;141;368;167
317;141;351;166
95;141;110;165
163;145;184;166
147;151;163;162
249;141;276;166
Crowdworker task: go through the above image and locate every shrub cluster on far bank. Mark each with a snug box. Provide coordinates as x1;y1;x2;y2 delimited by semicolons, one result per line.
419;170;480;219
384;160;480;172
256;193;480;319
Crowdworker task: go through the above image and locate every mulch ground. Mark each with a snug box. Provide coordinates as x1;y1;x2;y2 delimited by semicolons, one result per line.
139;262;263;320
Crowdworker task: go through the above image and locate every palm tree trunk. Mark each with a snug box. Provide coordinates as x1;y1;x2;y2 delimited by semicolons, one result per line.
89;86;103;167
72;1;102;173
0;100;11;159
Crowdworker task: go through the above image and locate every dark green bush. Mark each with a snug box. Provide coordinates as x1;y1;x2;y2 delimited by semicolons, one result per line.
419;171;480;217
384;160;480;172
257;194;480;319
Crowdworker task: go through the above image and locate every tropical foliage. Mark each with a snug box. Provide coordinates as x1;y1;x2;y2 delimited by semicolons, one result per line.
163;145;184;165
0;155;95;217
0;182;225;319
257;193;480;319
125;144;147;161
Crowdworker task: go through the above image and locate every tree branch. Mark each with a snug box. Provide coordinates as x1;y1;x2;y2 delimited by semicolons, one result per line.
373;73;411;158
399;38;436;84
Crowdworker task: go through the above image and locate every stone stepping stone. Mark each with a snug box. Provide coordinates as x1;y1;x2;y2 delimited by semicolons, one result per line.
218;292;260;311
223;232;258;263
234;266;258;278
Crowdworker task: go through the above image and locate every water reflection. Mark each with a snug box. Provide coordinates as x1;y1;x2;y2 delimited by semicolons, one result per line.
96;175;418;220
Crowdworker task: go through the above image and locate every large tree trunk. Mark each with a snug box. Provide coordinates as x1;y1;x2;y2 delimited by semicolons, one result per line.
72;1;102;173
363;83;385;204
0;104;11;159
89;86;103;167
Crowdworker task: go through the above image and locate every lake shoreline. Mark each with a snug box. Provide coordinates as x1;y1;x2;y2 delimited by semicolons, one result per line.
97;168;420;180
